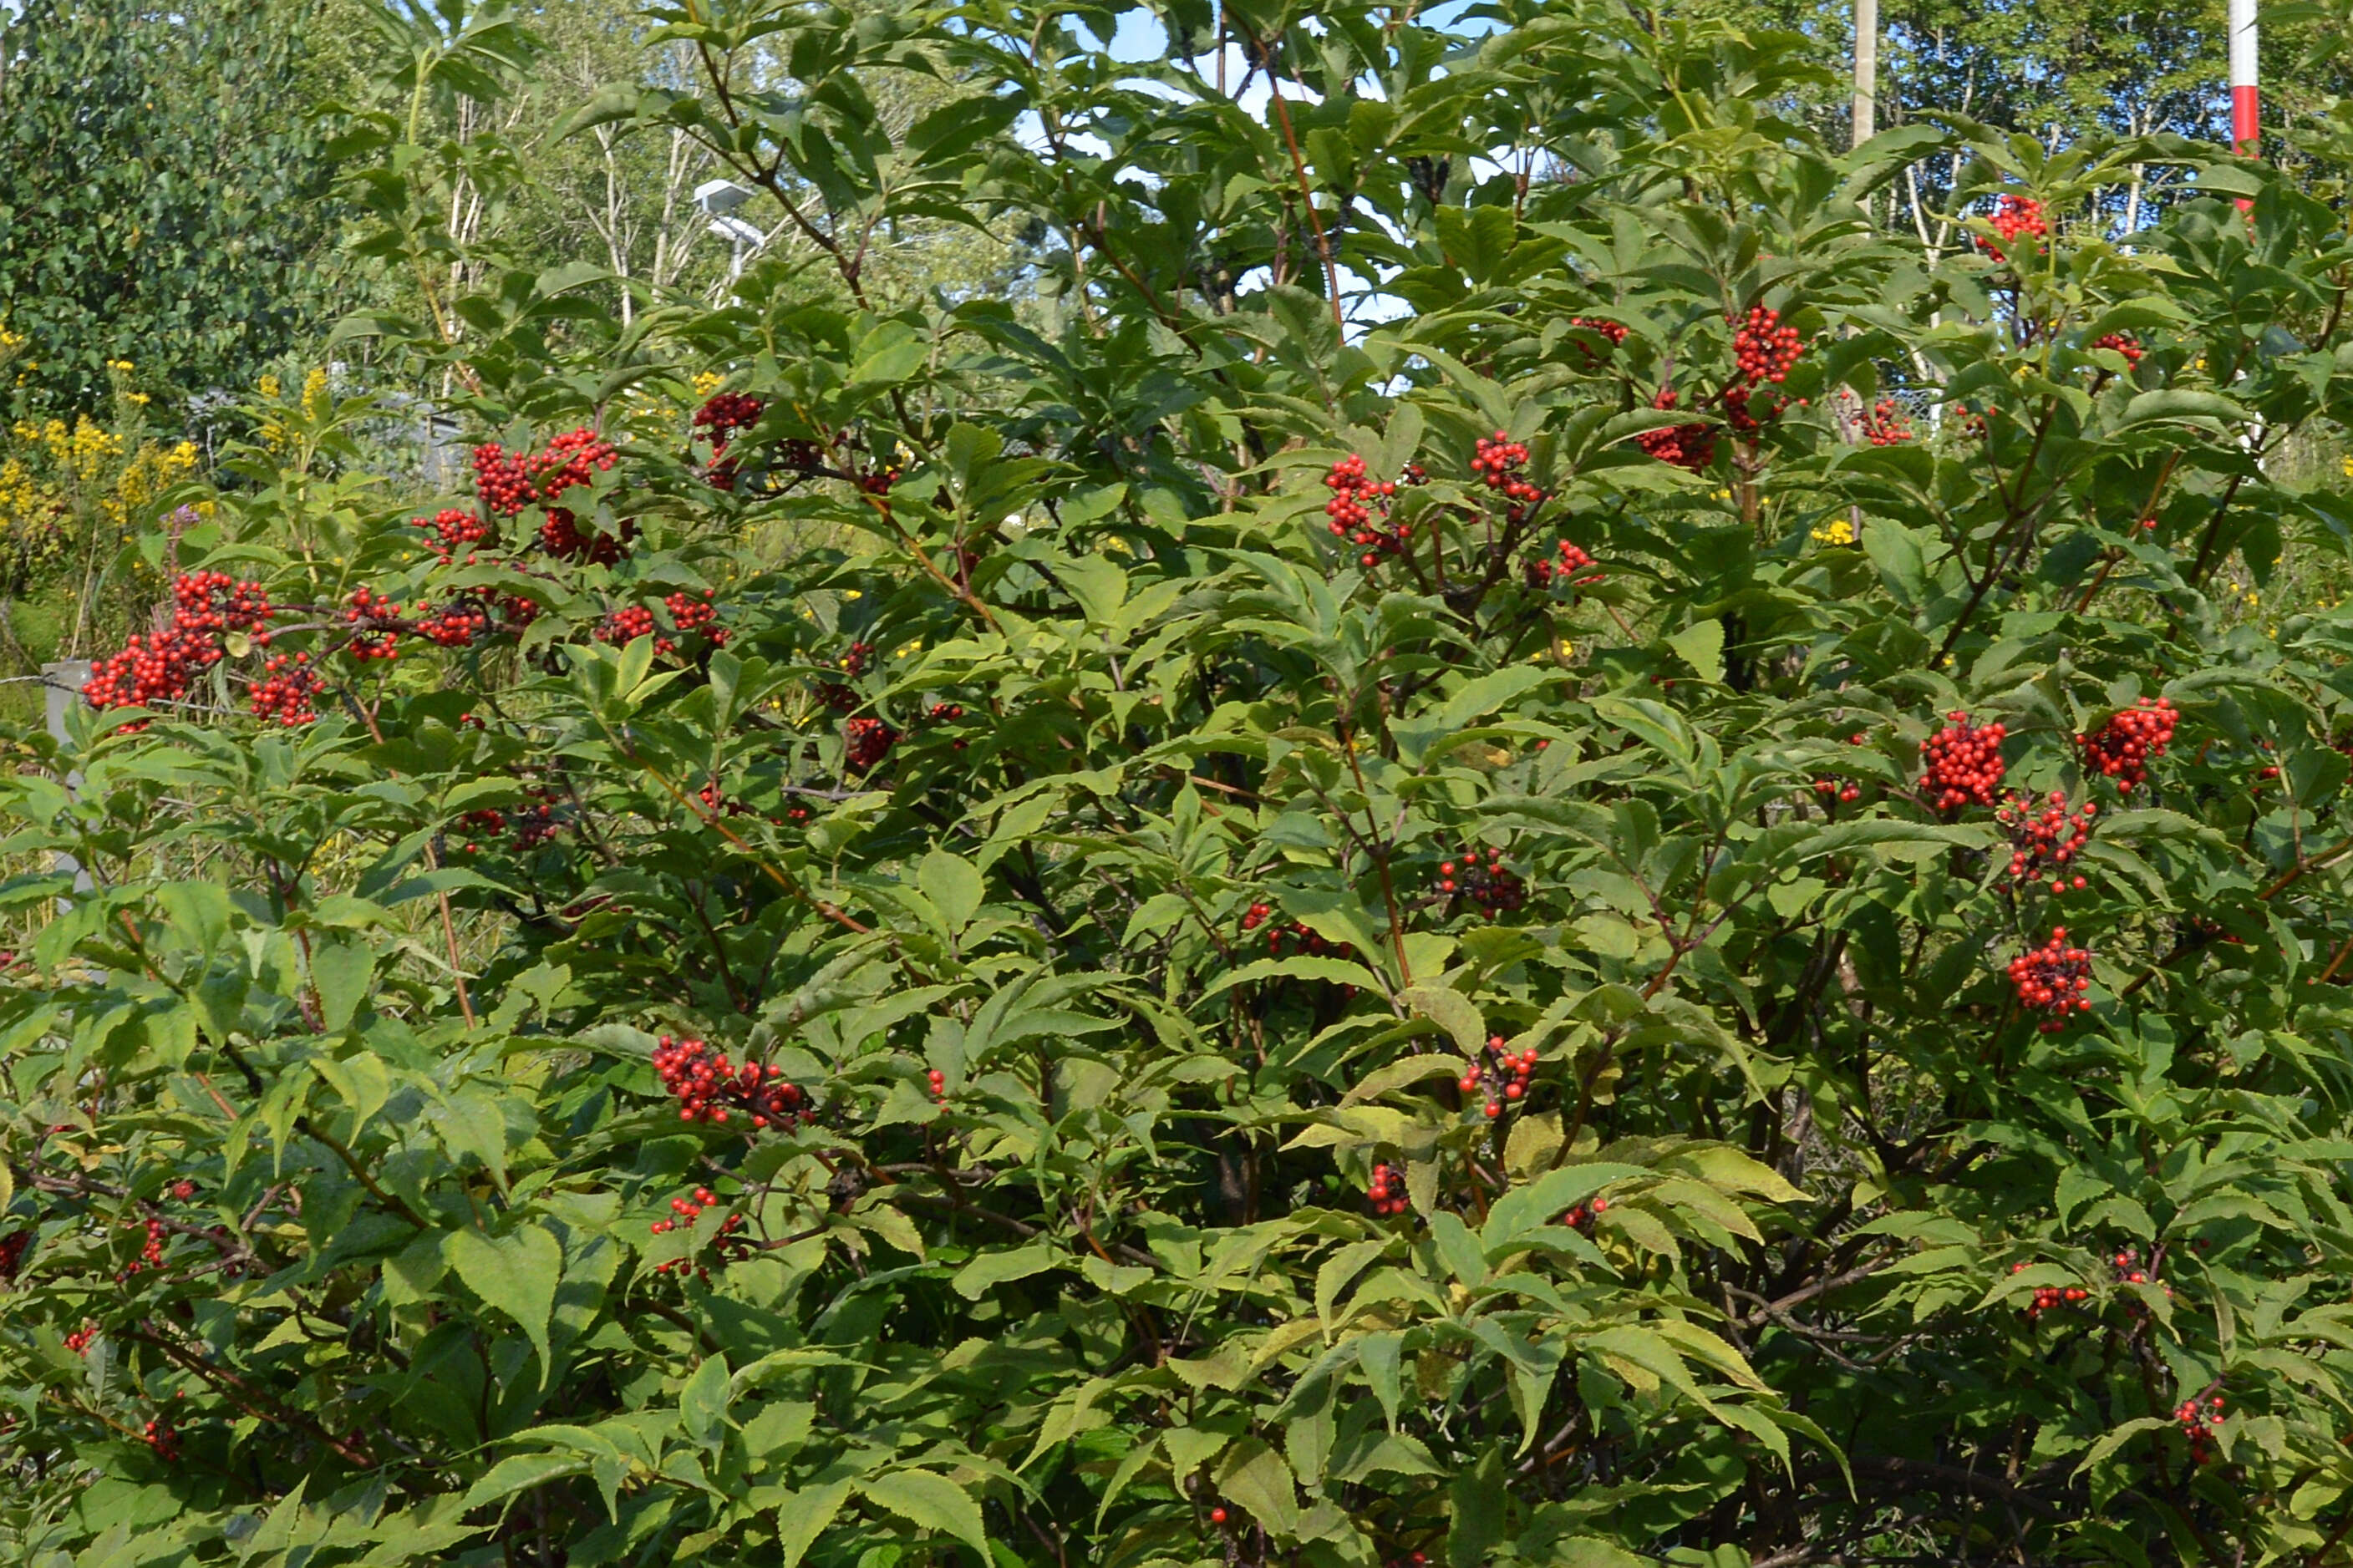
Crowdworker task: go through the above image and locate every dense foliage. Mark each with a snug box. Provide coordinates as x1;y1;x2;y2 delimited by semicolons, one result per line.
0;0;347;418
14;3;2353;1565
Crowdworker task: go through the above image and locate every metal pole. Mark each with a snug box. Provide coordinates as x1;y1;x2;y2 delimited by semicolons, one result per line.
2229;0;2259;154
41;660;94;909
1852;0;1878;150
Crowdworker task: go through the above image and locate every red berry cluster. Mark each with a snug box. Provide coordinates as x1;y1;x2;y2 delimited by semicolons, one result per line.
470;442;537;517
599;604;671;654
925;701;965;723
248;654;323;726
171;1180;196;1201
172;571;273;639
537;508;635;566
652;1036;813;1130
1471;432;1546;520
1996;790;2098;893
2010;1260;2090;1320
85;566;277;715
1731;305;1805;388
845;716;898;774
343;586;404;662
454;788;562;855
694;783;751;820
1240;902;1330;957
1562;1194;1609;1231
1808;733;1873;805
839;641;873;677
2009;927;2093;1033
926;1065;948;1102
1979;195;2048;262
1921;712;2007;811
1860;398;1913;445
470;429;634;561
511;793;562;850
143;1419;180;1461
1570;316;1628;352
1436;845;1526;920
1524;539;1601;592
2078;697;2177;793
411;507;492;564
2092;332;2145;367
1323;454;1411;568
523;428;618;505
1636;387;1715;471
0;1230;28;1283
116;1215;165;1281
664;590;727;644
415;598;491;648
2176;1392;2224;1464
1365;1160;1409;1217
83;630;207;716
1458;1033;1539;1119
647;1185;750;1275
694;393;765;490
2109;1245;2170;1299
1722;305;1807;432
64;1324;96;1355
694;392;764;443
451;808;509;855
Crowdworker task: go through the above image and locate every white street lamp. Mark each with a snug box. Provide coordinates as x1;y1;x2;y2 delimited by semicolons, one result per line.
695;180;762;284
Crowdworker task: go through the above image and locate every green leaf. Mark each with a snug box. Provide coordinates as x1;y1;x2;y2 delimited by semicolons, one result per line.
776;1480;853;1565
1665;620;1725;685
859;1469;988;1553
1342;1053;1465;1106
1484;1165;1649;1250
1429;1210;1488;1288
445;1225;562;1383
1215;1439;1301;1536
311;939;374;1033
461;1453;587;1513
917;849;983;933
1437;667;1556;733
952;1242;1060;1299
681;1352;731;1449
1400;982;1485;1058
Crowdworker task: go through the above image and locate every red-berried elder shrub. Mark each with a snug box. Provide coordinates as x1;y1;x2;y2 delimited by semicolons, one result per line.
10;6;2353;1565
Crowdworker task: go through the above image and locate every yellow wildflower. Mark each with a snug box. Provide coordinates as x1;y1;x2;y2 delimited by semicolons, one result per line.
1811;518;1857;546
257;373;282;399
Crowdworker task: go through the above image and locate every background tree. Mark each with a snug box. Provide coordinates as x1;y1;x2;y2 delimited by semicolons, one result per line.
0;0;347;419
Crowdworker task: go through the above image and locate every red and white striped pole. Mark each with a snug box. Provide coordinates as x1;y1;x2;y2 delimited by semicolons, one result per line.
2230;0;2259;154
